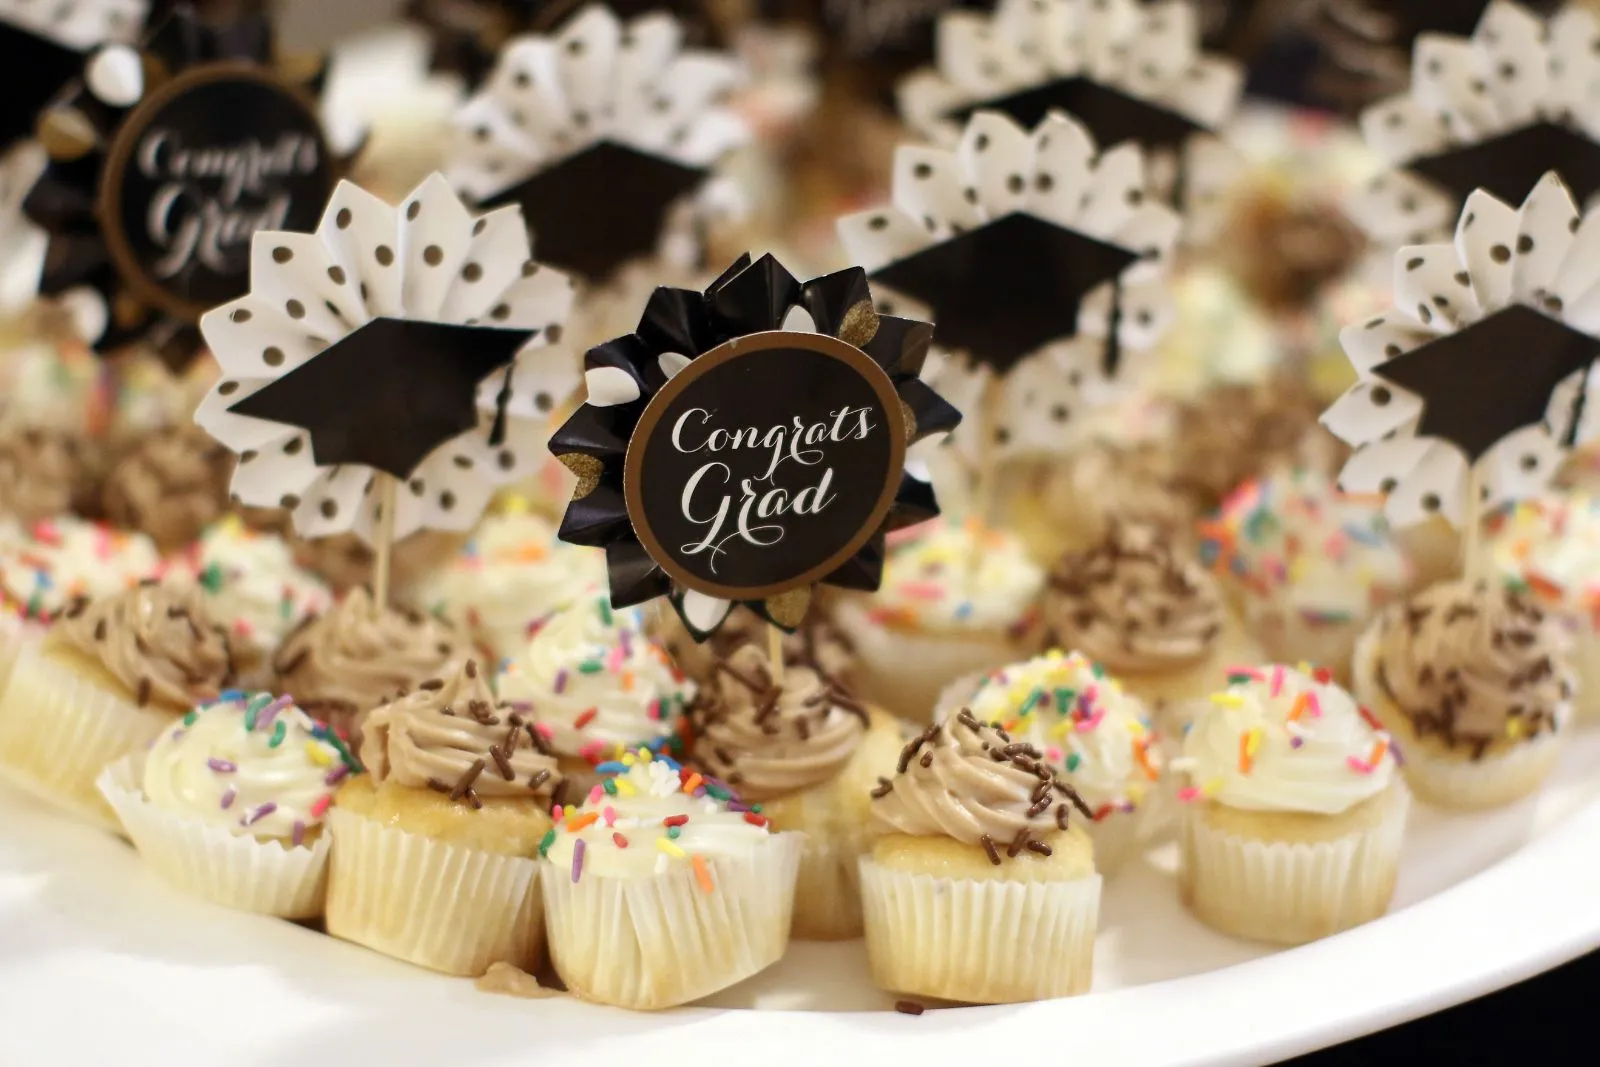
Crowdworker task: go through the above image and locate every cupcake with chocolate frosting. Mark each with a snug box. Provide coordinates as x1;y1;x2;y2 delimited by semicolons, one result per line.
1029;523;1259;726
656;603;857;690
1353;580;1573;809
272;587;464;747
0;581;234;826
326;658;563;977
689;643;901;940
97;691;359;918
833;517;1045;721
860;710;1099;1004
100;425;233;553
0;426;97;524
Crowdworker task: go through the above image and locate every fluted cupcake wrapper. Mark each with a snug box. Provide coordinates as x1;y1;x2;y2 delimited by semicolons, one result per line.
792;822;876;941
541;832;801;1010
0;615;43;693
1178;785;1409;946
325;808;544;977
858;859;1100;1004
97;756;330;918
0;646;176;829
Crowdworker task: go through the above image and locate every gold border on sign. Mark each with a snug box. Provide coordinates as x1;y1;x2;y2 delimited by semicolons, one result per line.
622;329;909;602
97;61;333;324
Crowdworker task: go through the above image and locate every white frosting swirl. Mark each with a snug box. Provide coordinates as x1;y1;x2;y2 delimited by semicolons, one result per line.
495;597;694;760
142;692;358;842
1179;665;1396;815
541;753;775;878
964;651;1161;813
0;516;160;622
1489;494;1600;614
871;518;1044;632
189;517;331;656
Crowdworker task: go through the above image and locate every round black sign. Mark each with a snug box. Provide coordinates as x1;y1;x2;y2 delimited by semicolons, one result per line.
623;332;908;600
100;63;334;320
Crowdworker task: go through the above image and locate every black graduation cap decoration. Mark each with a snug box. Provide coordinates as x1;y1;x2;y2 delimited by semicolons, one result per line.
897;0;1242;240
446;4;746;288
1349;1;1600;250
0;0;146;152
1323;172;1600;533
20;7;364;371
549;251;962;639
194;173;576;561
838;109;1176;463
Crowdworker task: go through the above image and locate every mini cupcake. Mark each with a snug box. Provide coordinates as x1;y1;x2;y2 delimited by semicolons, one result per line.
861;710;1099;1004
832;518;1044;722
0;582;235;826
100;424;233;553
539;750;802;1010
948;651;1163;876
272;587;465;746
1028;523;1258;728
1176;665;1407;945
1488;494;1600;723
406;506;606;665
495;596;694;790
689;643;903;940
326;659;562;976
0;425;98;524
97;691;358;917
183;517;331;687
0;516;162;690
655;603;857;690
1352;580;1572;809
1201;470;1412;681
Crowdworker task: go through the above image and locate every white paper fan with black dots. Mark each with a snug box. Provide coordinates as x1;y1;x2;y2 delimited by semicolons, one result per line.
445;3;746;286
1323;170;1600;529
897;0;1242;242
838;109;1178;464
193;173;575;544
1348;1;1600;250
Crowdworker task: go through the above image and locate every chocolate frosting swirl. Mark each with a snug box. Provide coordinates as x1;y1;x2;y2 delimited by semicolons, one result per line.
0;426;94;524
54;582;235;711
1172;376;1346;509
1371;579;1571;758
272;588;464;740
689;643;868;801
1039;439;1194;545
101;425;232;552
660;606;856;687
871;709;1090;859
1032;523;1223;673
362;659;561;804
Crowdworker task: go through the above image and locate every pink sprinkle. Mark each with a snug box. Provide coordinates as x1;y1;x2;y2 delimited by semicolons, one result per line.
1307;692;1323;718
602;805;617;827
551;804;565;823
1290;736;1305;749
534;722;555;740
1045;746;1063;764
1074;709;1106;733
606;645;625;673
1345;756;1372;774
895;581;946;601
309;794;332;818
1176;786;1202;803
586;784;604;805
1270;666;1284;698
572;838;586;883
578;740;605;762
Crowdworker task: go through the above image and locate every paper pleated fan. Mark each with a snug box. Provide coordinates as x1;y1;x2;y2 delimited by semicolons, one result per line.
838;109;1178;462
898;0;1242;242
1322;170;1600;530
445;3;747;285
194;173;576;545
0;0;146;149
1348;1;1600;250
20;7;366;371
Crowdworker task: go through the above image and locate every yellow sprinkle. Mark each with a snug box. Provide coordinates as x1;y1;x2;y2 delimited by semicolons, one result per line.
503;493;531;516
621;753;637;766
1203;777;1224;796
1051;718;1075;739
656;837;686;859
305;741;332;767
1045;649;1065;663
1210;692;1245;708
1245;727;1263;757
614;776;636;796
1126;719;1147;737
1506;719;1525;740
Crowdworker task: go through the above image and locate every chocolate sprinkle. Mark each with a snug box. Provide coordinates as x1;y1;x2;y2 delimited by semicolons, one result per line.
979;833;1001;866
894;1000;925;1016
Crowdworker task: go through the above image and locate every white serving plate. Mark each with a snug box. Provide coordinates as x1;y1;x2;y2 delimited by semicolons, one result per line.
2;733;1599;1067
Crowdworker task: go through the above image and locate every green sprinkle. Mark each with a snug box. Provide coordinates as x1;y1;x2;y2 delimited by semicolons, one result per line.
1054;688;1076;713
666;825;681;839
269;720;287;748
597;597;613;626
538;828;556;858
1090;662;1105;679
577;660;604;674
602;778;618;796
243;693;272;731
749;803;762;814
1226;672;1255;686
1065;752;1082;772
1017;688;1042;716
705;784;730;801
182;711;198;727
198;562;224;594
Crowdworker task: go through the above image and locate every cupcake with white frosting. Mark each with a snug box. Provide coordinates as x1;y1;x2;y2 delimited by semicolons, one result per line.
540;749;801;1010
97;691;359;917
689;642;902;940
495;596;694;789
948;651;1163;877
1353;579;1573;810
406;505;606;666
833;517;1044;721
1176;665;1408;945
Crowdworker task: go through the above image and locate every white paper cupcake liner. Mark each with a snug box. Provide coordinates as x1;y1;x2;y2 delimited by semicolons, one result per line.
1560;626;1600;726
858;858;1100;1003
97;756;330;918
1178;785;1409;946
792;823;873;941
325;807;544;977
0;615;42;693
541;832;801;1010
0;646;176;829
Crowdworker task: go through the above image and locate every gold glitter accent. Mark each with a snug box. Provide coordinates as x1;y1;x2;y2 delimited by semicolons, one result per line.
276;51;325;87
900;399;918;443
559;452;602;499
112;291;146;328
838;300;880;350
37;109;97;161
764;588;811;630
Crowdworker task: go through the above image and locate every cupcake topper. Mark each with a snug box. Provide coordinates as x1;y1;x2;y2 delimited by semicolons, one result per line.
550;251;962;657
898;0;1243;243
445;4;747;287
0;0;147;151
1321;170;1600;576
839;109;1177;517
193;173;574;611
20;7;363;371
1348;2;1600;250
